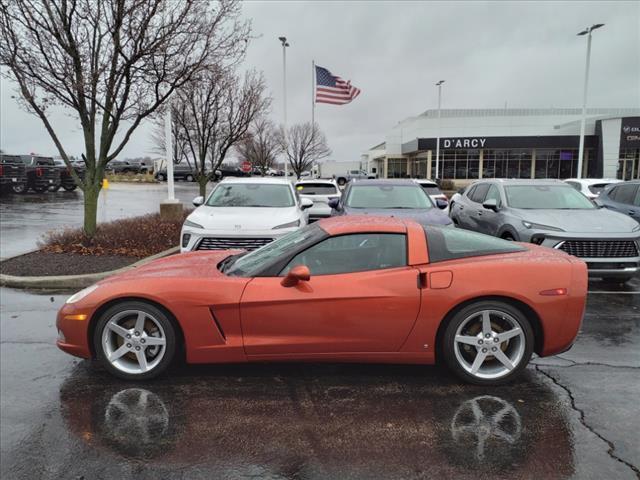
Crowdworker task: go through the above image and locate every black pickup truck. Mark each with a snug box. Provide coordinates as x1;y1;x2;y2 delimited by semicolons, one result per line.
49;159;85;192
0;154;28;194
15;155;61;193
105;160;142;174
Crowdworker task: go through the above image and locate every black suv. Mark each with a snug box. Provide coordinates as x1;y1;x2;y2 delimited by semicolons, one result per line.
0;154;28;194
105;160;140;174
155;163;196;182
49;159;85;192
17;155;60;193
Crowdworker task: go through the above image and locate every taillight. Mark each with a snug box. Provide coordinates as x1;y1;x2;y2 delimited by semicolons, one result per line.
36;167;44;177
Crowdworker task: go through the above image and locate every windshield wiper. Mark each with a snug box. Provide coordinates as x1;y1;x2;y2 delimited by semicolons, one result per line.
220;253;243;273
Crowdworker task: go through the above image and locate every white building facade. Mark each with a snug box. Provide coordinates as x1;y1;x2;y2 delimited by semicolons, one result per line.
364;108;640;184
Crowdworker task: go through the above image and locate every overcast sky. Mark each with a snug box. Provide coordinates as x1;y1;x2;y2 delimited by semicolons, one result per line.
1;0;638;162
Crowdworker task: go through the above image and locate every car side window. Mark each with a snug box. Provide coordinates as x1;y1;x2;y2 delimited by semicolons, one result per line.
484;185;501;206
468;184;489;203
465;185;477;200
280;233;407;276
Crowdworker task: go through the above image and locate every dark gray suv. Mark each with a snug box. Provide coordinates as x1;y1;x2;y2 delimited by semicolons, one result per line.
328;179;452;227
596;180;640;222
449;179;640;283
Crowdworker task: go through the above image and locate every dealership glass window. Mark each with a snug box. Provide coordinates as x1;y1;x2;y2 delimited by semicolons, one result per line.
387;158;408;178
483;149;532;179
617;149;639;180
413;158;429;178
431;150;479;180
534;149;582;179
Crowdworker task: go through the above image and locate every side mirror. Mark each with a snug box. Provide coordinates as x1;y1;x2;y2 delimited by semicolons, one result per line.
192;196;204;207
482;198;499;212
300;197;313;210
281;265;311;287
328;198;340;210
435;198;448;209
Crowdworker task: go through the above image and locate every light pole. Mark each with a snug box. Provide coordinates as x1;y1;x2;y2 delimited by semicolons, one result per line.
576;23;604;179
434;80;445;180
279;36;290;178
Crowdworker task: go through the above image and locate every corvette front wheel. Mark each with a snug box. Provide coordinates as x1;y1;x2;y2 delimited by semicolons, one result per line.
94;301;176;380
442;301;533;385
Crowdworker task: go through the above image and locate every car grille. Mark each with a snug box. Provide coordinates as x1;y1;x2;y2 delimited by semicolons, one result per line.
196;237;274;251
556;240;639;258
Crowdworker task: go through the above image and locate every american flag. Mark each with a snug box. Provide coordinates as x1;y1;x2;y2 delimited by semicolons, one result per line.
315;65;361;105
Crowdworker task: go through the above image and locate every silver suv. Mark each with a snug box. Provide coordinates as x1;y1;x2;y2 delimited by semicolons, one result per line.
449;179;640;283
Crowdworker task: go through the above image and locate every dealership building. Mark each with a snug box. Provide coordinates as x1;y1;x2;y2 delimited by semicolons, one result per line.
363;108;640;184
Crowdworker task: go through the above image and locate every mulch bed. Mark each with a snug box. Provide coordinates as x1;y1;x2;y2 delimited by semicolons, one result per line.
0;251;138;277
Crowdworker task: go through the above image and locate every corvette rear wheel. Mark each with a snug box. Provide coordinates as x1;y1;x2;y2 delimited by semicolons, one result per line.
94;301;176;380
442;301;533;385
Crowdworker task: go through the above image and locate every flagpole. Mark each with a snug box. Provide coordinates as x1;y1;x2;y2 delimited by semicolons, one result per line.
311;60;315;128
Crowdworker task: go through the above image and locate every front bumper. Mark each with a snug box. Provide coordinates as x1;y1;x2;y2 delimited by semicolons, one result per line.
522;230;640;278
180;227;298;253
0;177;26;185
56;303;92;359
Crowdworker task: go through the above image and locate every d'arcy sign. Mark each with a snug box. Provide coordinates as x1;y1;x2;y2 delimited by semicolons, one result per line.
442;138;487;148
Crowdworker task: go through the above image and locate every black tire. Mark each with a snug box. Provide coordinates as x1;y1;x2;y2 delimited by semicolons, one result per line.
11;183;27;194
441;300;534;386
93;301;177;381
337;177;347;186
62;184;77;192
48;184;61;192
32;184;47;193
156;173;165;181
185;174;195;182
501;233;516;241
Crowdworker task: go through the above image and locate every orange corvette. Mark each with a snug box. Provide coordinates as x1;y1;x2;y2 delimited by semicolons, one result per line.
56;216;587;385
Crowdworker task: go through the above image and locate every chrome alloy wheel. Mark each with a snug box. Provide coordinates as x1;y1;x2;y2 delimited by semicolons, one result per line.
101;310;167;375
453;310;525;380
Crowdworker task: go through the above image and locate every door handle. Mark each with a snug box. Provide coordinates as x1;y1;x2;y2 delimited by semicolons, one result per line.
477;210;483;216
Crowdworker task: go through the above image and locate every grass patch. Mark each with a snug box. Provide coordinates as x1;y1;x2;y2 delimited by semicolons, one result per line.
39;211;191;258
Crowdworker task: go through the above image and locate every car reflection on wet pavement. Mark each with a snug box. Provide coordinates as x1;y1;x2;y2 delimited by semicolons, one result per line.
1;185;639;479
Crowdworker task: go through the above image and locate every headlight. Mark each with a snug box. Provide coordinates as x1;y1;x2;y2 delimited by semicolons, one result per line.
184;219;204;229
66;285;98;304
273;219;301;229
522;221;564;232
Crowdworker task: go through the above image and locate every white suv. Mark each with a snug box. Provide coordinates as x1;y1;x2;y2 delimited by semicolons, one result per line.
180;177;313;252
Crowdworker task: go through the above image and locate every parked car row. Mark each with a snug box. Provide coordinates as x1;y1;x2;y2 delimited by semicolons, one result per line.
449;179;639;283
0;154;85;194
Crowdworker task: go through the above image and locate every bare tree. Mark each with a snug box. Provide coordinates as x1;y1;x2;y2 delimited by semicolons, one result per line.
174;68;270;196
236;118;280;176
279;122;331;178
0;0;250;236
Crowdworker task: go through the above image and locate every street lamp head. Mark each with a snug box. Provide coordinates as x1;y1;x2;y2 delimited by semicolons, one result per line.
436;80;445;86
278;36;289;47
577;23;604;36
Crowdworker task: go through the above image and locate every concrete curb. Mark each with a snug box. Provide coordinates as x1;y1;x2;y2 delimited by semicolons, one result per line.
0;246;179;290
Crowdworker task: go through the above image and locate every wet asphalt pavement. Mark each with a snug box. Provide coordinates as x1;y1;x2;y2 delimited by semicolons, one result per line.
1;185;639;479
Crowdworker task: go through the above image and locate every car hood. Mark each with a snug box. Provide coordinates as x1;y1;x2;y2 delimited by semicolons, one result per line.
100;251;238;283
343;207;452;226
511;208;639;233
188;205;300;231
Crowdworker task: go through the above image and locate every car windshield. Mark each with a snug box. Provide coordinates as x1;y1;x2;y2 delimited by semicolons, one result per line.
295;183;338;195
346;185;433;209
206;183;294;207
225;223;325;277
504;185;595;209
